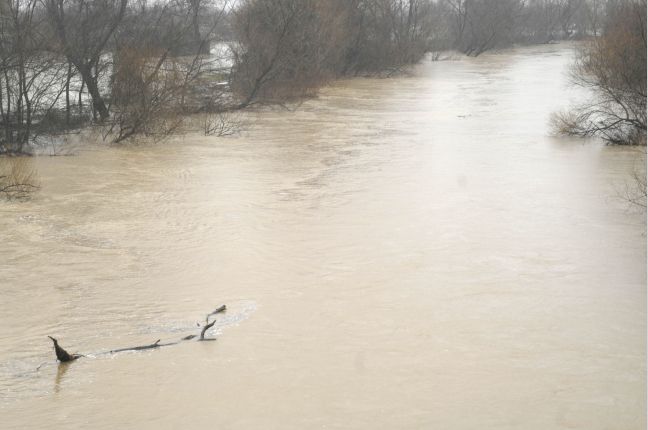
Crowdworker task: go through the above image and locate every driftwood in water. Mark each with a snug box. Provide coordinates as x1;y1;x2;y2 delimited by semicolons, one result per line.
207;304;227;318
200;305;227;340
200;320;217;340
47;305;227;362
48;336;82;362
110;339;178;353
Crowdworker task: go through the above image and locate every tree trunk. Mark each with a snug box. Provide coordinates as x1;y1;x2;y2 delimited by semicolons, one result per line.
78;79;84;115
65;62;72;126
78;66;109;121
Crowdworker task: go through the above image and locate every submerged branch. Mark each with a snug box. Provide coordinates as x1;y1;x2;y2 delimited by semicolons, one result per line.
200;321;217;340
47;305;227;362
110;339;173;353
200;304;227;340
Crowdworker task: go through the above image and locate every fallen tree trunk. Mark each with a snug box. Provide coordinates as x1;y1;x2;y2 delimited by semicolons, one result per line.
110;339;176;353
47;305;227;363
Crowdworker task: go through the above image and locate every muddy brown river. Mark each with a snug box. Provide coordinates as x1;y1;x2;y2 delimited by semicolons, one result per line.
0;44;645;429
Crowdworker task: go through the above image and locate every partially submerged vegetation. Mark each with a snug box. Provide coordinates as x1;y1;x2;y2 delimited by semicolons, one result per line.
0;0;632;158
229;0;437;107
0;0;234;154
553;0;646;145
0;0;643;199
0;157;39;199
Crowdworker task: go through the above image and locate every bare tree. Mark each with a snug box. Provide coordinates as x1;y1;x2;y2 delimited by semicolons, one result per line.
106;0;233;142
229;0;340;107
341;0;433;74
45;0;128;121
580;0;605;36
522;0;563;43
230;0;434;107
440;0;594;51
622;161;647;209
0;0;69;154
553;0;646;145
445;0;525;56
556;0;584;38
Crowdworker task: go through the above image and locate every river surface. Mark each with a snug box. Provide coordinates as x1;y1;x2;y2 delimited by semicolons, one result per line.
0;44;645;429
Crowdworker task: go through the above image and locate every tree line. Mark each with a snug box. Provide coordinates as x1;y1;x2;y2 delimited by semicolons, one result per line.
0;0;644;156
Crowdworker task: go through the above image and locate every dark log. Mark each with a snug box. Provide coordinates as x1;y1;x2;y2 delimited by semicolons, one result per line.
110;339;177;353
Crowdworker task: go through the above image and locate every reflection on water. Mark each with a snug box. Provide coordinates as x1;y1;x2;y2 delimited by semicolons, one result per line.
54;363;70;394
0;43;645;429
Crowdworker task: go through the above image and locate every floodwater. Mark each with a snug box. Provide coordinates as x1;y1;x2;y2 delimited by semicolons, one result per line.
0;44;645;429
